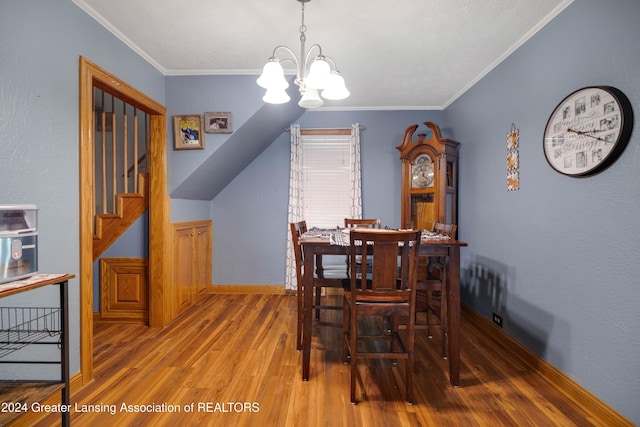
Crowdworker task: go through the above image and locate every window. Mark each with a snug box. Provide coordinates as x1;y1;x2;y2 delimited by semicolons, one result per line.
285;124;362;290
301;132;353;229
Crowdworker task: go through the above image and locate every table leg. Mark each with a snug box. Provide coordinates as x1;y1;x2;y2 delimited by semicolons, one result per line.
447;246;461;387
60;280;70;427
302;244;314;381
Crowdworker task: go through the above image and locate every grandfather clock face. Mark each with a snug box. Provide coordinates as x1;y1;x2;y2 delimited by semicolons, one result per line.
410;154;435;189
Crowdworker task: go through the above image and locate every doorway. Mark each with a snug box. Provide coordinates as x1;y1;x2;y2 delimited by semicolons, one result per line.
78;56;172;384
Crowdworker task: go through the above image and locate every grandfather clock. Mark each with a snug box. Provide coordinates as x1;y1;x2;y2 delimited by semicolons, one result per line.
397;121;460;233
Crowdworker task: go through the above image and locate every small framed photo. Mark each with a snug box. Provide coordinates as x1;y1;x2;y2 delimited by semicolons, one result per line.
204;112;232;134
174;114;205;150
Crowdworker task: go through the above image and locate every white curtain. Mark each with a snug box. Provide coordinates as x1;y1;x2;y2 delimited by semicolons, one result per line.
285;124;305;291
284;123;362;291
349;123;363;219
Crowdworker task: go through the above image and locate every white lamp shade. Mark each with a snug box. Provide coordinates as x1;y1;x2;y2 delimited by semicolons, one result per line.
257;61;288;89
298;87;323;108
304;58;331;89
321;73;350;100
263;87;291;104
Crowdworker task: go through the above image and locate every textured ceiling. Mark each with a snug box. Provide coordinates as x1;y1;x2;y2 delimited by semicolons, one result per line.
74;0;573;110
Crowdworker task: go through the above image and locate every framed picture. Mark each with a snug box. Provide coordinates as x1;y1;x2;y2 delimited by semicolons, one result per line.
204;112;232;134
174;114;205;150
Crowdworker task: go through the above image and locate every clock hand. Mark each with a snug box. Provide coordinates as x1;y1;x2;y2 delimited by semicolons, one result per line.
568;127;605;133
566;128;607;142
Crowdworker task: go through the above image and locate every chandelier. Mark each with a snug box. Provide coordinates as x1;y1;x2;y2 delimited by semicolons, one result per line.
257;0;350;108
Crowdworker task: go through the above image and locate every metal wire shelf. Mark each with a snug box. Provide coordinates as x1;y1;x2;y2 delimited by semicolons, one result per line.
0;307;61;358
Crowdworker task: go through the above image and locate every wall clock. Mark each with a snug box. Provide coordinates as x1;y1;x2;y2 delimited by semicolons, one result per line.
543;86;633;177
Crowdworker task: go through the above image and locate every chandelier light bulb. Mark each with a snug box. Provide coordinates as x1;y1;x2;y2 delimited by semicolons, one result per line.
262;87;291;104
321;72;350;100
304;58;331;89
257;61;288;89
298;87;323;108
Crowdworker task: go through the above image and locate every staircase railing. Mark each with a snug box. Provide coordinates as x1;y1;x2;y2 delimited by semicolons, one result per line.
94;88;150;221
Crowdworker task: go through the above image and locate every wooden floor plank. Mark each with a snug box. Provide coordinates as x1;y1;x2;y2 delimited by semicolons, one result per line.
31;293;631;426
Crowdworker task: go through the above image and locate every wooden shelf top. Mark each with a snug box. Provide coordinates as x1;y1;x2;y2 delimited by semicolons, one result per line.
0;274;75;298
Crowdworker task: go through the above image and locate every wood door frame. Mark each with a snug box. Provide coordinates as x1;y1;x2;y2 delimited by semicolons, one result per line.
79;56;172;384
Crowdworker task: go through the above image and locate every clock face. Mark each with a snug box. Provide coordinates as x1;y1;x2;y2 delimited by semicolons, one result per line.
543;86;633;177
411;154;434;188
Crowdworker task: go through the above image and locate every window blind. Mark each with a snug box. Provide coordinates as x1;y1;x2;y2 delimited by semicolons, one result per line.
301;135;352;229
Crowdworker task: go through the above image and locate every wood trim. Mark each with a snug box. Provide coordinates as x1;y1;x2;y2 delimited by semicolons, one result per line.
149;114;171;327
462;304;634;426
173;219;212;230
300;128;352;135
79;56;169;387
79;56;98;385
210;285;286;294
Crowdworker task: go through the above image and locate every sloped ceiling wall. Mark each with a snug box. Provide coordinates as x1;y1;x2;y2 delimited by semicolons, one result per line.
169;79;304;200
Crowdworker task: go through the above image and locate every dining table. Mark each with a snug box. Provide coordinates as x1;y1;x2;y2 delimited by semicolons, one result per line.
298;228;468;387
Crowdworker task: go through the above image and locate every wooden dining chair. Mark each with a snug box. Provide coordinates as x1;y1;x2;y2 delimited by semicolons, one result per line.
344;218;382;274
342;229;421;405
290;221;346;350
344;218;382;229
417;222;457;358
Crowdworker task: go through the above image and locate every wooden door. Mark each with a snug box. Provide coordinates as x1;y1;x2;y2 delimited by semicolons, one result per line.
193;225;212;295
174;227;195;313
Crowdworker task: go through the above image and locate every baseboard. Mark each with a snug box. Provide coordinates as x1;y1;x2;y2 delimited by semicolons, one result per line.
209;284;286;294
462;304;633;426
93;311;147;324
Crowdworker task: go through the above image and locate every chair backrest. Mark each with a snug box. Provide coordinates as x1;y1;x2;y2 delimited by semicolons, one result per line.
290;220;308;284
347;230;421;302
432;222;457;238
344;218;382;229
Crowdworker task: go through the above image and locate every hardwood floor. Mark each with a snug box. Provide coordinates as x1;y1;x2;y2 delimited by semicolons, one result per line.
36;293;629;426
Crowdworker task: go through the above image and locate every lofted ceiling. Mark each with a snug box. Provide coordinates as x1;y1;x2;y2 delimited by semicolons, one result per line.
74;0;573;110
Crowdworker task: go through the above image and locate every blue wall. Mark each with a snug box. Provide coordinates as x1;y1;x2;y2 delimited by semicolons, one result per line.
166;75;267;196
1;0;638;422
1;0;165;378
209;111;443;285
445;0;640;421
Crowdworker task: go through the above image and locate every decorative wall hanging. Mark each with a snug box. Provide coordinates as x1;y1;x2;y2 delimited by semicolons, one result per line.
204;112;232;134
174;114;205;150
543;86;634;177
506;123;520;191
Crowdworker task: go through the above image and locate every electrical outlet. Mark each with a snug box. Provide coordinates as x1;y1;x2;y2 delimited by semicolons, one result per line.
492;312;503;328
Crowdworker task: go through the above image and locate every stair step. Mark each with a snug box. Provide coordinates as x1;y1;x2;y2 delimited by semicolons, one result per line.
93;185;148;260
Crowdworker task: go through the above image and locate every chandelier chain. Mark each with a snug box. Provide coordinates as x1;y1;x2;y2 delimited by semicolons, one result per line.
299;2;306;43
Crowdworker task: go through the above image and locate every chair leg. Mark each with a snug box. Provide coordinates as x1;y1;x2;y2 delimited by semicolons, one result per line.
350;304;358;404
406;346;414;405
406;309;415;405
426;299;434;338
441;278;448;359
296;284;302;351
342;295;350;364
390;316;399;357
315;287;321;321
